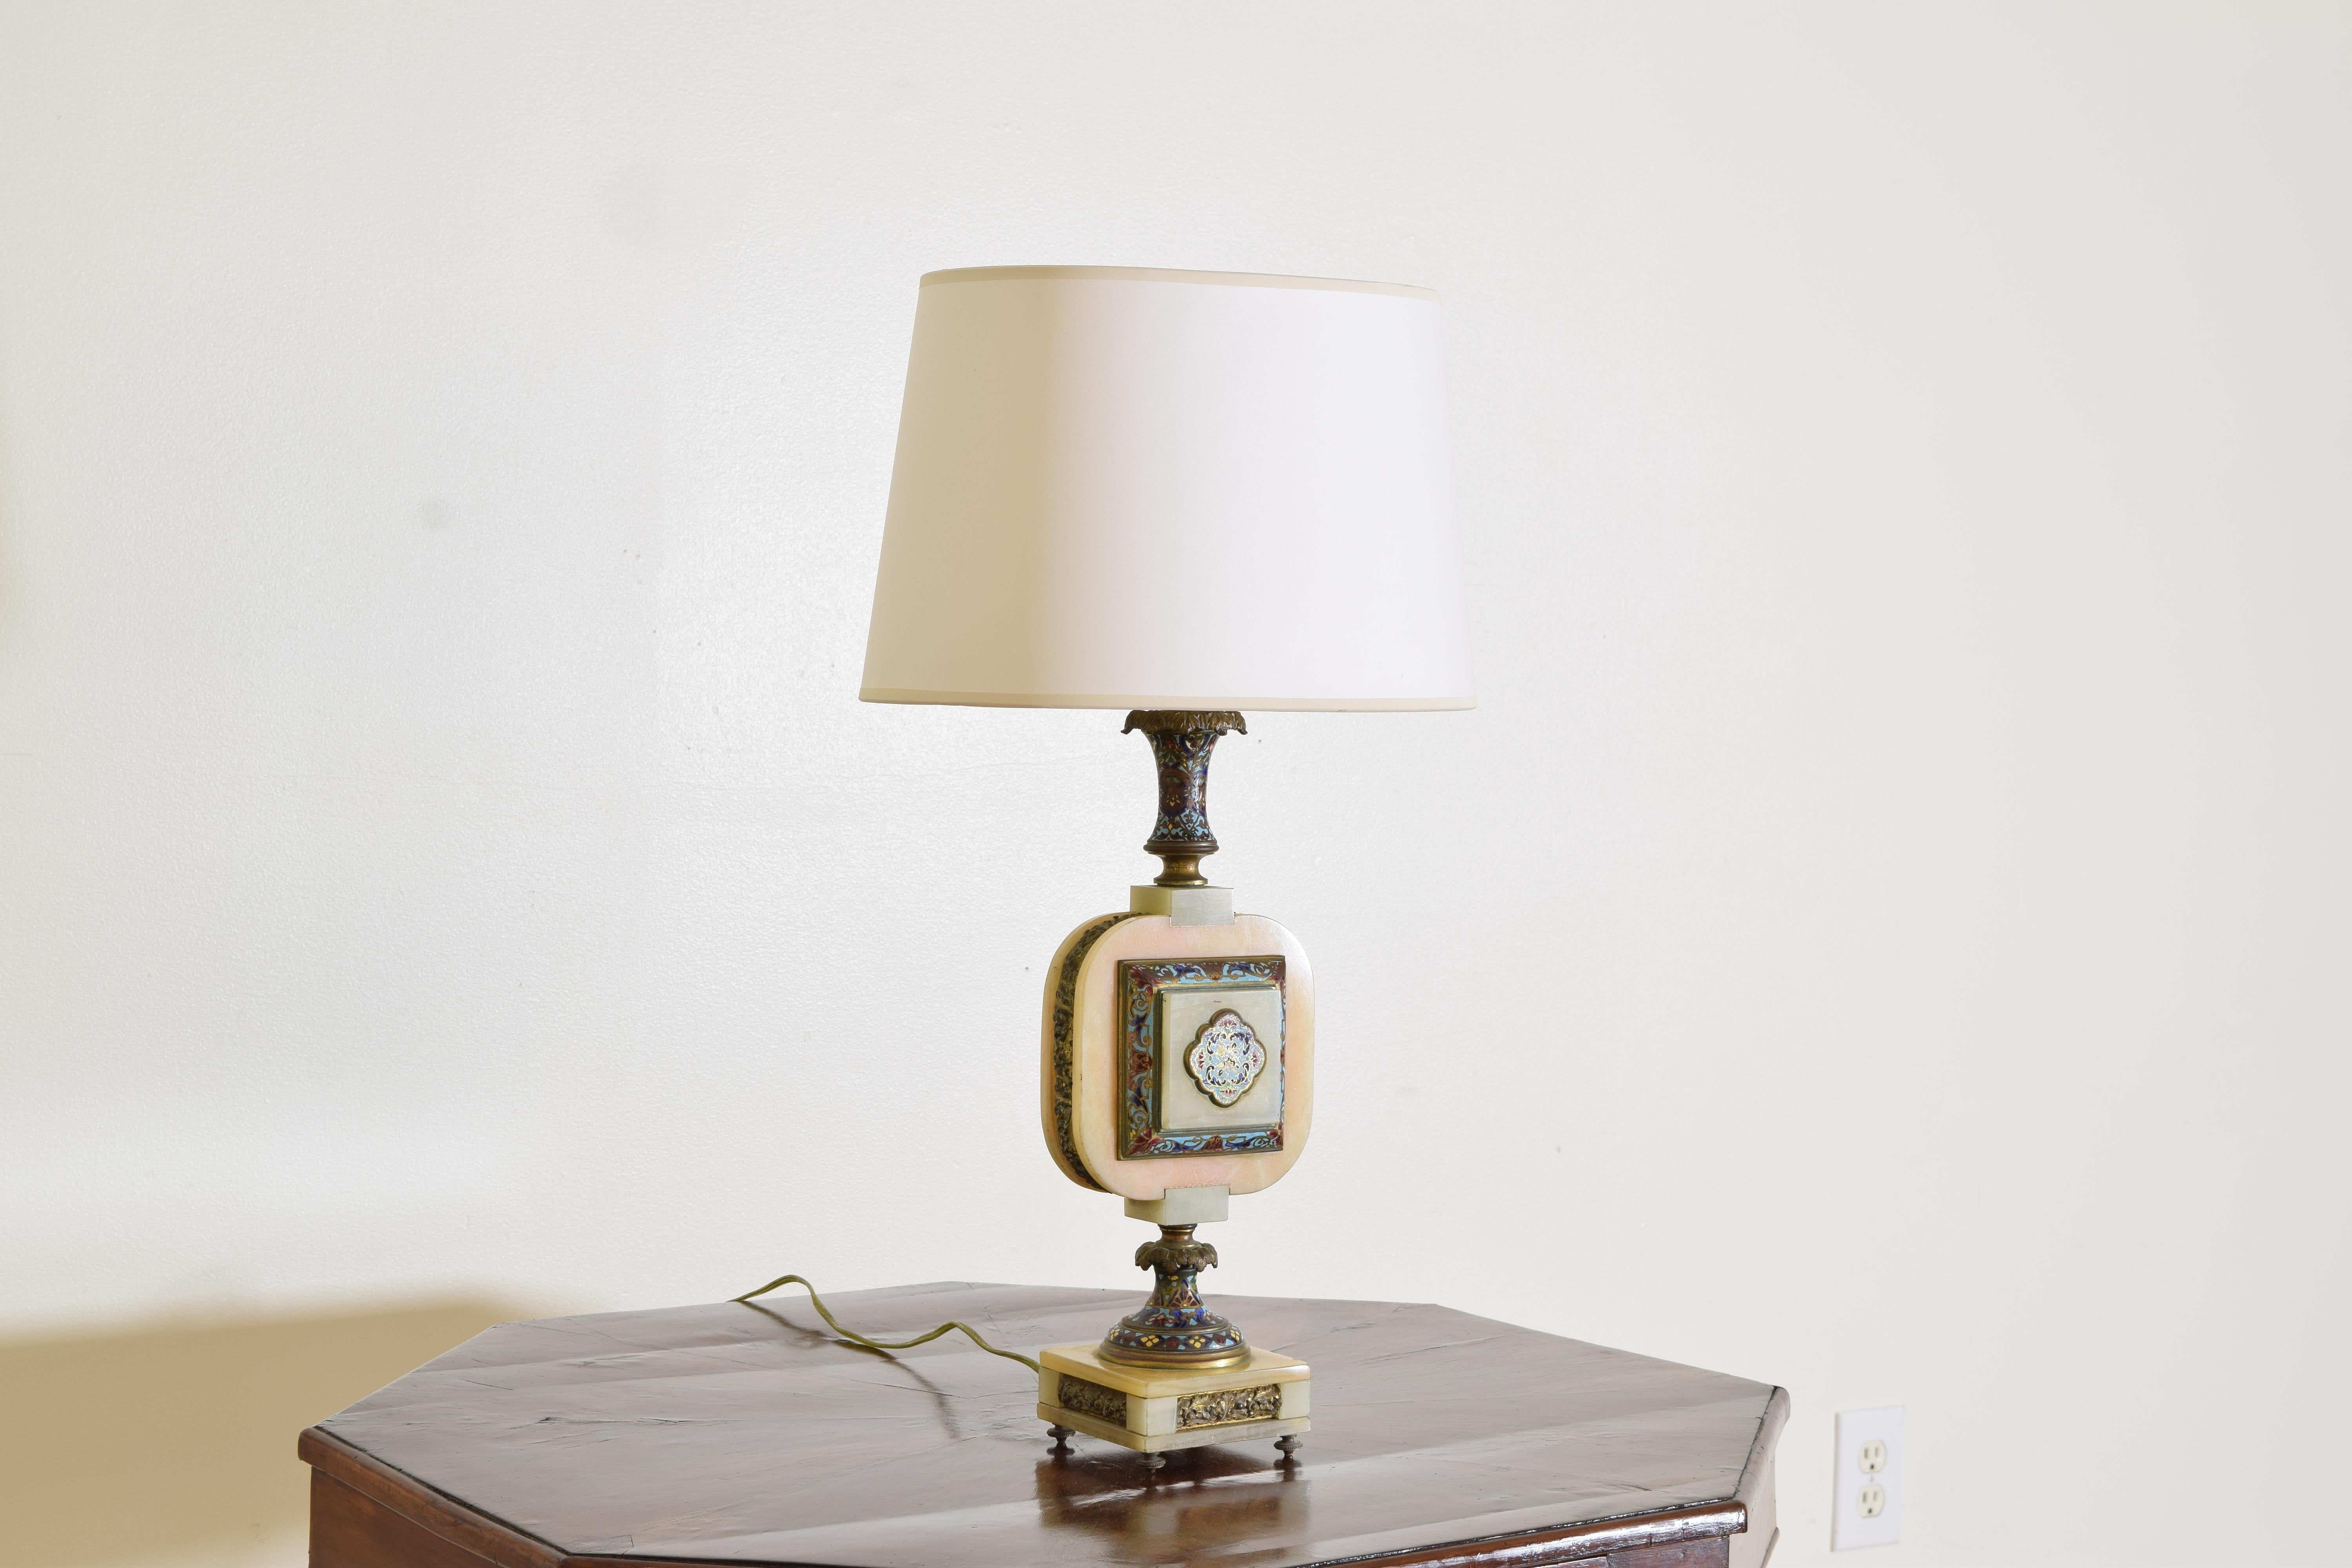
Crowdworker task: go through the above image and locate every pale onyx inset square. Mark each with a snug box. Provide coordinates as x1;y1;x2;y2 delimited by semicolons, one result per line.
1157;983;1283;1133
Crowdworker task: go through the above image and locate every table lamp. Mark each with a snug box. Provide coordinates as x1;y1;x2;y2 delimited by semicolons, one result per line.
861;264;1472;1463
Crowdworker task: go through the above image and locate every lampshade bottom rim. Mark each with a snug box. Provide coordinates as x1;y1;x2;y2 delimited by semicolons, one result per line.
858;686;1475;712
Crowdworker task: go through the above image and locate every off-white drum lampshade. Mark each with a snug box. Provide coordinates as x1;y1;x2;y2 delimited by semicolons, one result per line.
860;266;1473;711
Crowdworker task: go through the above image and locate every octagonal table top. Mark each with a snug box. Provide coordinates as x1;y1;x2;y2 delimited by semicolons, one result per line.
302;1281;1784;1568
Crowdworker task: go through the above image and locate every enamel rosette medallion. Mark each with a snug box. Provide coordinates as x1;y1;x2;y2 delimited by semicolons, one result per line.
1185;1011;1266;1107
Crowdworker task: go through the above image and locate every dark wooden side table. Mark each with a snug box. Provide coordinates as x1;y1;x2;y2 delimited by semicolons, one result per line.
301;1282;1785;1568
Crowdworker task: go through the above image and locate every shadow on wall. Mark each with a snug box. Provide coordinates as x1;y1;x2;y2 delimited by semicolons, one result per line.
0;1300;523;1568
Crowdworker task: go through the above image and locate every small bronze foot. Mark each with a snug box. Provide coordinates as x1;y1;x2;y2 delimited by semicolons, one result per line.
1141;1452;1167;1477
1275;1434;1302;1464
1047;1424;1073;1454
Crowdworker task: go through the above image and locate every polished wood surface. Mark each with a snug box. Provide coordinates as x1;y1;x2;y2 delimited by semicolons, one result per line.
303;1283;1784;1568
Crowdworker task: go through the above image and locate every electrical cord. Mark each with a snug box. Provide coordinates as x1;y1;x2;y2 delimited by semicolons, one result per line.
731;1273;1043;1374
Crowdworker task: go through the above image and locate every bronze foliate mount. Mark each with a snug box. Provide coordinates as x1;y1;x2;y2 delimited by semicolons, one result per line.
1123;710;1246;887
1097;1224;1249;1369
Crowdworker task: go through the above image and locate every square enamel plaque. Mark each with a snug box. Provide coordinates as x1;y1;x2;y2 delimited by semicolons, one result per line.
1117;957;1286;1158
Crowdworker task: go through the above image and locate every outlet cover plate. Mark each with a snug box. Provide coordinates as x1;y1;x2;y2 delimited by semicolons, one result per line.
1833;1405;1904;1550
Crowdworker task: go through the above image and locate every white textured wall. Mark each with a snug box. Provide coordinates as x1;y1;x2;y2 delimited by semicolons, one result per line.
4;5;2347;1565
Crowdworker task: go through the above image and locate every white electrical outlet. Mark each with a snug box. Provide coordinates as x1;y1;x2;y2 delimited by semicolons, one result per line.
1833;1406;1904;1550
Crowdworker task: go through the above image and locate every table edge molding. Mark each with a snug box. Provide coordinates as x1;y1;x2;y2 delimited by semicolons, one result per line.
1737;1387;1792;1508
1314;1497;1748;1568
302;1425;568;1568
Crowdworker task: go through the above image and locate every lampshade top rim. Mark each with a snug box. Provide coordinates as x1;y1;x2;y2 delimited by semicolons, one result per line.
918;264;1437;301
